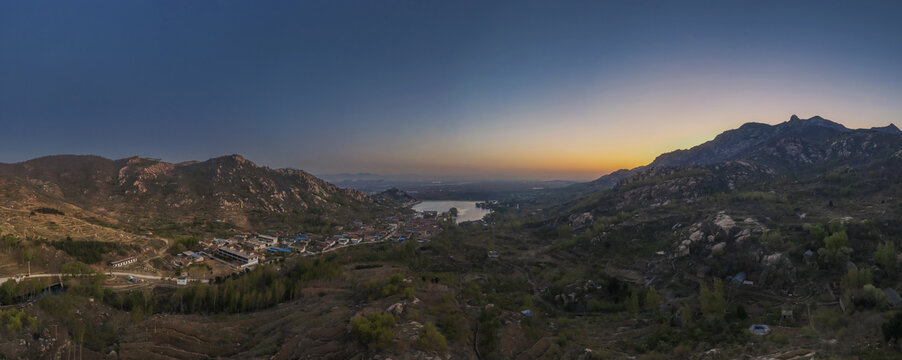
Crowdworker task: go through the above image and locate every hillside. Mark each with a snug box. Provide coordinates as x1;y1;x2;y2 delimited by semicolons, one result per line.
2;116;902;360
517;115;902;357
582;115;902;191
0;154;386;236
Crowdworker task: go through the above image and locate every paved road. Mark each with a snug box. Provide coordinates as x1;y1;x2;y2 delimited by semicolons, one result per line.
0;272;209;285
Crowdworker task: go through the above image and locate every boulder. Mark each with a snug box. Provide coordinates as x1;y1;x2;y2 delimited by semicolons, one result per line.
387;302;404;317
689;230;704;242
714;212;735;231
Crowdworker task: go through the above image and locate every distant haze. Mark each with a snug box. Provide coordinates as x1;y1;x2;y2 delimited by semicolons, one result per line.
2;1;901;181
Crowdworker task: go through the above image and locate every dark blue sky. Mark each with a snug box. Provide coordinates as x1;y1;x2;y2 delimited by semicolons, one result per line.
2;1;901;180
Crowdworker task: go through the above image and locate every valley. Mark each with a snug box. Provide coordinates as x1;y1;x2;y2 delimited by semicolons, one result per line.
0;116;901;360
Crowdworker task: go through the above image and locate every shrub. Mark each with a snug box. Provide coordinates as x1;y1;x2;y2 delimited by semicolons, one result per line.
883;312;902;343
61;261;93;275
351;312;396;349
645;286;661;312
874;242;897;273
417;321;448;353
0;309;37;337
47;237;124;264
32;207;64;216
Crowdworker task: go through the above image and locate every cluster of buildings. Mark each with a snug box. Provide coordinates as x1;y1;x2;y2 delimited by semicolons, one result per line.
113;212;449;277
401;216;441;242
191;220;404;270
173;251;204;267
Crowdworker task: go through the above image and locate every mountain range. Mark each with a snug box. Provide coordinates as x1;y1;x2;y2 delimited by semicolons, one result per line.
582;115;902;192
0;154;387;236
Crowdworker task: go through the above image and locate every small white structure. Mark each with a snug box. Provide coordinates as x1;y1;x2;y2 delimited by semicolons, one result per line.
110;257;138;268
176;278;188;286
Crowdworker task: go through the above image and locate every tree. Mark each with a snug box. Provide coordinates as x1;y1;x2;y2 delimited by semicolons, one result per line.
760;230;784;250
841;268;873;294
645;286;661;313
735;304;748;320
70;318;86;360
61;261;91;276
818;230;852;265
883;312;902;343
557;225;573;239
700;279;726;321
625;289;640;316
874;242;897;273
678;302;693;327
448;207;458;218
3;235;19;251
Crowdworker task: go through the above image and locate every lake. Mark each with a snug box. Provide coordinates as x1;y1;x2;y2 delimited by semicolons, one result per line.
411;200;491;223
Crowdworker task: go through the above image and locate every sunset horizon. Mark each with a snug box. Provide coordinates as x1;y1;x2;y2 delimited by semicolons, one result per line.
3;1;901;181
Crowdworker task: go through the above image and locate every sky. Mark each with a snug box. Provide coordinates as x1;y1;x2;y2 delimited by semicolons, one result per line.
2;1;901;181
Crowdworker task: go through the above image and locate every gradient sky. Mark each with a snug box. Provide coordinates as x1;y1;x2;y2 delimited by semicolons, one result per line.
2;1;901;180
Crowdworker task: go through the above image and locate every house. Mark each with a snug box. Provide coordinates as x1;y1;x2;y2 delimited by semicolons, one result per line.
110;257;138;268
803;249;816;266
290;242;307;252
176;278;188;286
257;234;278;244
727;272;747;284
215;246;259;269
781;309;794;322
885;288;902;308
245;239;269;251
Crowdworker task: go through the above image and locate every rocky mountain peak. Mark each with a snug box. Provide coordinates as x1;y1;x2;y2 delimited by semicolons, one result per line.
584;114;902;190
871;123;902;134
0;154;385;230
783;115;849;133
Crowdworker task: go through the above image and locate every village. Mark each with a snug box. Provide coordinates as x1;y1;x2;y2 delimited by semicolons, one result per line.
103;209;447;284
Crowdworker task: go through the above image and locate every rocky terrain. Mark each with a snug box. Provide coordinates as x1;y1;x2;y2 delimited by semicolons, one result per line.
0;154;385;235
2;115;901;360
579;115;902;194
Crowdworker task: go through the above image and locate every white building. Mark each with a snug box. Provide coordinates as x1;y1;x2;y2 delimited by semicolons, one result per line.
109;257;138;268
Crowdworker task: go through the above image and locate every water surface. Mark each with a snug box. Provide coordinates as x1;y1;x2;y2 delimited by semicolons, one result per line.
411;200;491;223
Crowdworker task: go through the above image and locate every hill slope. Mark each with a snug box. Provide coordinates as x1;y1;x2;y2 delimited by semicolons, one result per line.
0;154;385;235
582;115;902;190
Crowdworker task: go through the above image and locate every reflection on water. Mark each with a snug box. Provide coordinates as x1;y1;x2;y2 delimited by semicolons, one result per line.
411;200;491;223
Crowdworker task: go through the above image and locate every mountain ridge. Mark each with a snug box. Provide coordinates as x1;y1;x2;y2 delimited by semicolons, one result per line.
0;154;386;234
585;115;902;189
